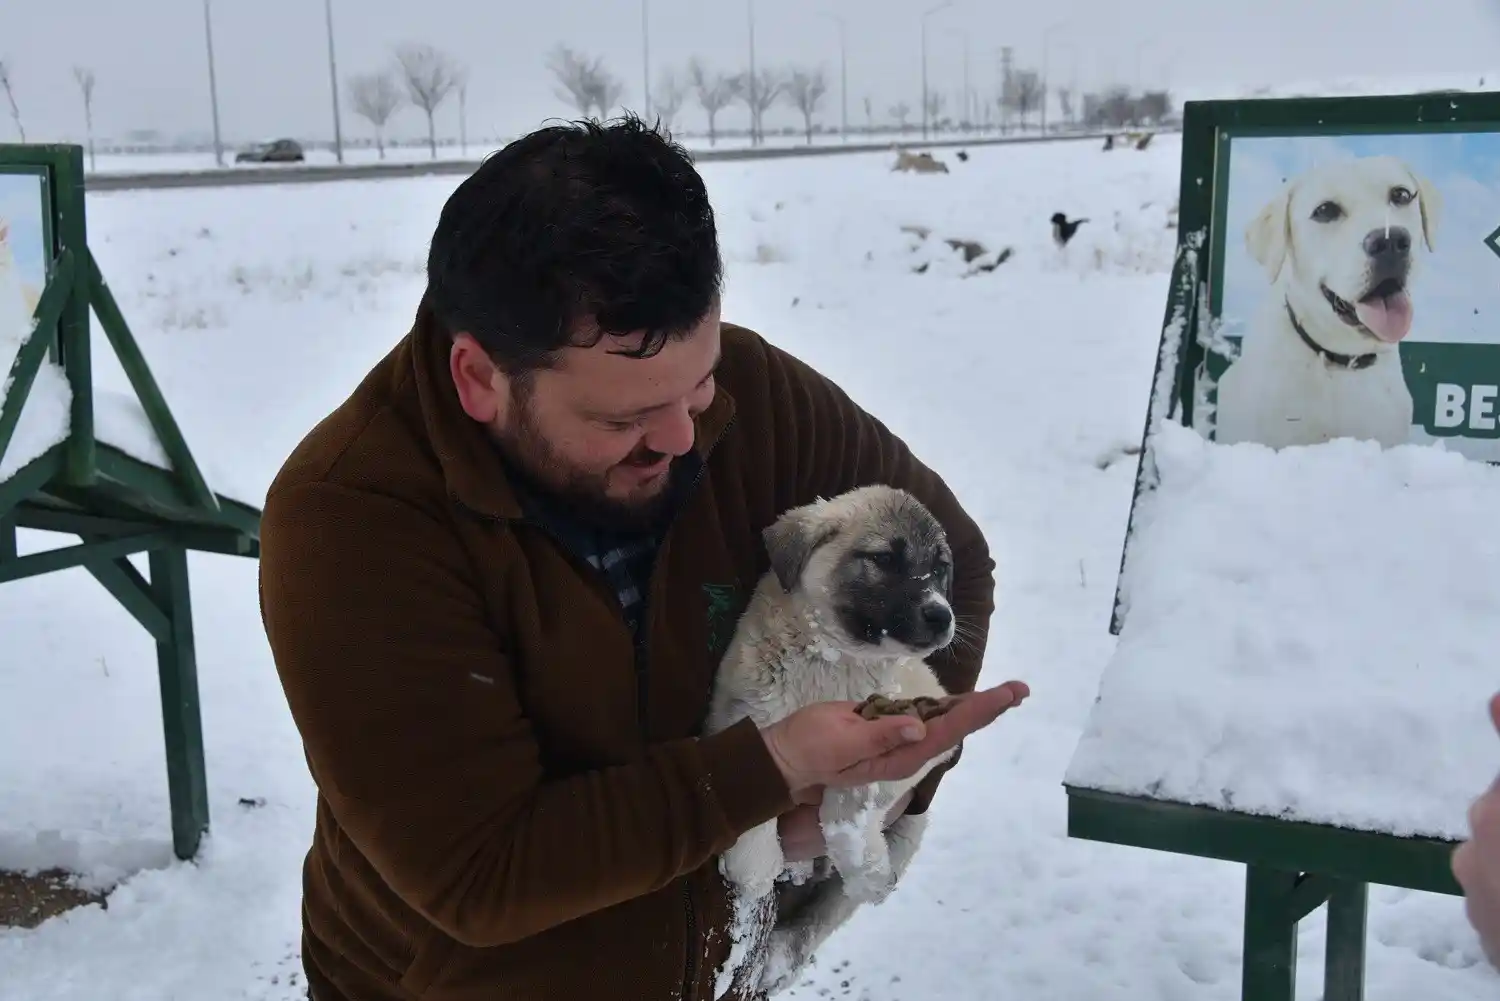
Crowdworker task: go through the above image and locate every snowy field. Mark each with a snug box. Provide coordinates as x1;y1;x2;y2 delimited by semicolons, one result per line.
1;127;1497;1000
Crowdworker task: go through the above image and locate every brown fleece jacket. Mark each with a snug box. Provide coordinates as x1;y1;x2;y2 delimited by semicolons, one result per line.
257;301;995;1001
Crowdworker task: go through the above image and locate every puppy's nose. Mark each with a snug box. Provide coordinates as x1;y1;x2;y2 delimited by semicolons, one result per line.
1363;227;1411;259
921;603;953;632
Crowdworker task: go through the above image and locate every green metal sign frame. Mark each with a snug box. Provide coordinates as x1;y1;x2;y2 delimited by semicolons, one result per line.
0;143;262;865
1074;90;1500;1001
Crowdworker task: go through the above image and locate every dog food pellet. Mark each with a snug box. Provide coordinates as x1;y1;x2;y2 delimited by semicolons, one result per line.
854;693;956;722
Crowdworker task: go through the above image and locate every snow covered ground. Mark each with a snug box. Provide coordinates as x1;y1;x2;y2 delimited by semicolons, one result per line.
1;127;1496;999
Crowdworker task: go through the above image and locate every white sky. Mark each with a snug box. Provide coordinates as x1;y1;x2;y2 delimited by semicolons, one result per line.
3;0;1499;146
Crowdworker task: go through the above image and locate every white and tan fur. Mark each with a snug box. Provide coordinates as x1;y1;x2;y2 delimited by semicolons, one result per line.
0;218;38;340
1214;155;1441;450
704;485;958;996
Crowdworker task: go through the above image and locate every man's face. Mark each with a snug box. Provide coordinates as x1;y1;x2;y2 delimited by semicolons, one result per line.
451;304;722;530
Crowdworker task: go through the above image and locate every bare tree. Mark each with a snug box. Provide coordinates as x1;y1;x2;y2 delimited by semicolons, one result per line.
584;63;625;118
394;43;462;158
456;68;470;154
72;66;96;170
547;45;598;116
688;59;740;146
924;91;945;133
735;67;784;145
1057;86;1074;127
1006;69;1044;129
653;67;688;132
784;67;829;144
0;60;23;142
890;101;912;133
863;95;873;132
348;71;403;159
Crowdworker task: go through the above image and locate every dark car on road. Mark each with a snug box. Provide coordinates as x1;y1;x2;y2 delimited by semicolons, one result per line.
235;139;305;164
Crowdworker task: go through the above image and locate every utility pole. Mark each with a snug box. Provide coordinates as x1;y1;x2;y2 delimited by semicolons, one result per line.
324;0;344;163
961;39;970;132
202;0;224;166
999;46;1013;135
641;0;652;120
822;12;848;141
746;0;758;145
920;1;952;142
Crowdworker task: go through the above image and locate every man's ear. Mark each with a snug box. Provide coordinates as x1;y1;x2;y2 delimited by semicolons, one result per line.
763;509;838;593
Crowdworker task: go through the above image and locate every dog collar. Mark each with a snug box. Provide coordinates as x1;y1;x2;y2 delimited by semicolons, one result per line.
1285;300;1377;371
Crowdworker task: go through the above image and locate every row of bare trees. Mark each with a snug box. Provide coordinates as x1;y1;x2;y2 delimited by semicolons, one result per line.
544;46;1176;143
346;43;468;158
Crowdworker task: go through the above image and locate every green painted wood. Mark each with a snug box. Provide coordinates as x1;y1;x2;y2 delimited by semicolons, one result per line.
1244;866;1298;1001
92;444;259;540
0;249;75;471
1324;881;1368;1001
0;529;172;584
150;545;209;861
84;553;172;642
1065;787;1462;896
86;251;219;515
15;506;157;537
0;511;15;561
1285;873;1335;923
0;447;63;521
50;146;95;488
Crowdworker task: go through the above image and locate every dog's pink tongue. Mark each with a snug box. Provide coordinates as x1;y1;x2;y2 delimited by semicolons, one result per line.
1354;289;1413;343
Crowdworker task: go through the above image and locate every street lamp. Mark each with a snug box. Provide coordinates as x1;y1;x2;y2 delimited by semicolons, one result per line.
821;11;848;141
1040;20;1068;134
747;0;759;145
641;0;652;121
201;0;224;166
324;0;344;163
920;0;952;141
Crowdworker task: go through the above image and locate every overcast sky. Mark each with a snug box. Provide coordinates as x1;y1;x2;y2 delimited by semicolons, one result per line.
3;0;1499;147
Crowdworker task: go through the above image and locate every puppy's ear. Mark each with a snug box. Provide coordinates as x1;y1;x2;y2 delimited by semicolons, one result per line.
1245;184;1292;282
762;510;838;593
1410;167;1442;251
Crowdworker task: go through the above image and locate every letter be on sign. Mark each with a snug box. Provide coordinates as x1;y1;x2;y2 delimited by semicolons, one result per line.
1433;384;1500;431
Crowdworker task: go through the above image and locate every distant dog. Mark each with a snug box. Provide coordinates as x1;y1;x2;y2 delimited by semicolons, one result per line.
1051;212;1088;248
704;485;958;996
1214;155;1440;449
892;148;950;174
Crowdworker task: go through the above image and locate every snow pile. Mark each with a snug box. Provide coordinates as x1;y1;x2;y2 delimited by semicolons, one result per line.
1068;421;1500;839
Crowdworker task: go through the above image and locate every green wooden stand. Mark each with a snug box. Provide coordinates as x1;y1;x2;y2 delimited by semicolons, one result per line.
0;143;261;861
1066;787;1460;1001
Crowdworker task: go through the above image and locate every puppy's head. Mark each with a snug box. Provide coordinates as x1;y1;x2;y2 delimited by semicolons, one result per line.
1245;155;1442;349
762;484;956;659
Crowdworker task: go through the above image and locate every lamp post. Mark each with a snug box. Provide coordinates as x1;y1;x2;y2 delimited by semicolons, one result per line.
747;0;759;145
202;0;224;166
920;1;953;141
1040;20;1067;134
641;0;652;120
821;11;848;141
324;0;344;163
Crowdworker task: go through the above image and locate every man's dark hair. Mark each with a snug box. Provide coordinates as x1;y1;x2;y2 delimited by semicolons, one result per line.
425;113;722;374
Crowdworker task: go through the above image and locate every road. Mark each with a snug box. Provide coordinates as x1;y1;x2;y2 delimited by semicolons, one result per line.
85;128;1176;193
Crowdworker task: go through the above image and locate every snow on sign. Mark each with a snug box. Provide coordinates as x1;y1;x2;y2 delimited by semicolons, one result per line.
1072;103;1500;849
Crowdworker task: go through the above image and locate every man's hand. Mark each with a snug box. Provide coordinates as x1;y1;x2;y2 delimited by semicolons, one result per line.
1453;693;1500;967
761;681;1029;802
777;790;914;862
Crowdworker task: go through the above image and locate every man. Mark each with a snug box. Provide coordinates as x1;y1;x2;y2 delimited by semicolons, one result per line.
258;114;1026;1001
1453;693;1500;967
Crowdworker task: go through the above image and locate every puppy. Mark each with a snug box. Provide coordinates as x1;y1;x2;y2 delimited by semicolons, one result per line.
704;484;958;996
1051;212;1087;248
1214;154;1441;450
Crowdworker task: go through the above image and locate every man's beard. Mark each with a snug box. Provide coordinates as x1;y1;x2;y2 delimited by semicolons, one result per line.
493;399;683;534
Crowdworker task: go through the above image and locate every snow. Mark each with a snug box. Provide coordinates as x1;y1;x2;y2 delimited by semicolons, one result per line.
1;116;1497;1000
1066;422;1500;840
0;266;70;484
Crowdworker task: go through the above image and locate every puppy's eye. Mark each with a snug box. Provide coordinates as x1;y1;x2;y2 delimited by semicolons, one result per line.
1310;201;1343;223
1389;186;1415;206
867;551;898;572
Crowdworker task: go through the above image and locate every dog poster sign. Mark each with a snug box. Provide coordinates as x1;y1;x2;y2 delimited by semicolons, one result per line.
1110;91;1500;634
1205;124;1500;461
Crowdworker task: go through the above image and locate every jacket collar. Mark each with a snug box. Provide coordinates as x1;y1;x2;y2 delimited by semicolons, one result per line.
408;292;737;521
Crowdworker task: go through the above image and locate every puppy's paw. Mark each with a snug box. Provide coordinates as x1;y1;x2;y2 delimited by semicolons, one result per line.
781;859;817;886
721;826;783;900
840;865;896;905
758;927;814;996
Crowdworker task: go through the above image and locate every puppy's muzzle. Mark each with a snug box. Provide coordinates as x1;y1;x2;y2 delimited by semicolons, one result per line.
1363;226;1411;284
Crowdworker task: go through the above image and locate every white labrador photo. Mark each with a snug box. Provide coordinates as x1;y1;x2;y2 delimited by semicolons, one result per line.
1213;154;1441;449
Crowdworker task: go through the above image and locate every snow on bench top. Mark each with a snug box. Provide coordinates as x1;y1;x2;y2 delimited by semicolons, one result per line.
1;290;258;508
1065;420;1500;841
